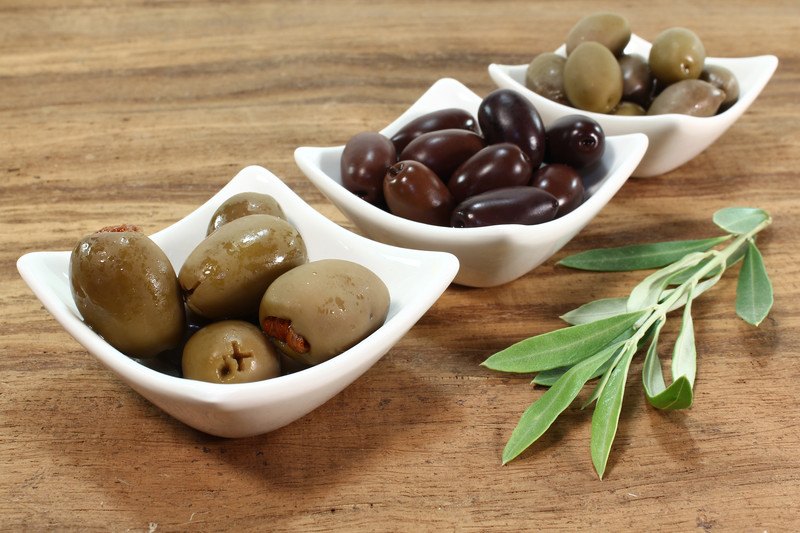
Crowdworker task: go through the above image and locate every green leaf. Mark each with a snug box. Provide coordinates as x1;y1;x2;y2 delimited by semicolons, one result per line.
560;297;629;325
736;241;773;326
671;284;698;387
713;207;769;235
557;236;729;272
667;243;746;285
532;337;628;387
501;348;616;465
482;311;646;373
664;270;723;313
646;376;694;410
627;252;706;312
642;317;668;398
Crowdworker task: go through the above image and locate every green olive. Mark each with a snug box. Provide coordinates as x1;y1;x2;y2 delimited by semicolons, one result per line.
649;27;706;84
700;64;740;111
259;259;390;366
612;101;647;116
565;12;631;56
564;42;623;113
179;214;308;320
182;320;280;384
525;53;568;105
70;225;185;358
206;192;285;236
647;79;725;117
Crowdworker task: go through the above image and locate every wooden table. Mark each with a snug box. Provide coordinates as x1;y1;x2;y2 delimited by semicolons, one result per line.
3;1;798;530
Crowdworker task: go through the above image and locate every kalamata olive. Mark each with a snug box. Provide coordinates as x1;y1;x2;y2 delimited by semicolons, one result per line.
182;320;280;384
647;79;725;117
448;143;533;204
564;42;623;113
618;54;657;109
525;53;569;105
390;108;479;153
259;259;390;366
545;115;605;170
530;164;585;217
70;225;185;358
649;27;706;85
340;132;397;205
478;89;545;168
565;12;631;56
612;102;647;116
700;64;739;111
450;187;559;228
399;129;485;183
207;192;285;236
383;160;454;226
179;214;308;320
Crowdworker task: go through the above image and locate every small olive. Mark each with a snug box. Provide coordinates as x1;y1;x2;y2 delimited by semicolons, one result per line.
525;53;568;105
390;108;479;154
612;102;647;116
618;54;656;109
383;160;454;226
182;320;280;384
478;89;546;168
700;64;740;111
207;192;285;236
565;12;631;56
649;27;706;85
564;42;623;114
647;79;725;117
448;143;533;205
530;164;585;217
340;132;397;206
399;129;486;184
450;187;559;228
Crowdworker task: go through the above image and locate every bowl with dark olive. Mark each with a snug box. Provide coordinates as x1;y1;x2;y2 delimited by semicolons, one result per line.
294;78;648;287
17;166;459;437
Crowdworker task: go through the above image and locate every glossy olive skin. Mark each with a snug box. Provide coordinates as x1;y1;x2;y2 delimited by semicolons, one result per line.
618;54;656;109
647;79;725;117
390;108;479;153
207;192;285;236
448;143;533;205
259;259;390;366
179;214;308;320
182;320;280;384
478;89;545;168
566;12;631;56
530;164;585;217
70;227;185;358
341;132;397;205
383;160;454;226
649;27;706;84
451;186;559;228
546;115;605;170
525;53;568;105
399;129;485;183
564;42;623;113
700;65;740;111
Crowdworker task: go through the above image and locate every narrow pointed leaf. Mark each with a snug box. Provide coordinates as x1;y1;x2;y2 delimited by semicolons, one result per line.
560;297;629;325
713;207;769;235
532;333;631;386
642;317;667;398
664;271;723;313
646;376;693;410
736;241;773;326
668;243;746;285
671;285;697;386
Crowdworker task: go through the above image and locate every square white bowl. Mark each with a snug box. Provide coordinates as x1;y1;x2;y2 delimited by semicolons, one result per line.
295;78;648;288
488;34;778;177
17;165;459;438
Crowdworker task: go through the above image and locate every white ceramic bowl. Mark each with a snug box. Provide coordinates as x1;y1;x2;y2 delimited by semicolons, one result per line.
294;78;648;288
16;166;459;438
488;34;778;177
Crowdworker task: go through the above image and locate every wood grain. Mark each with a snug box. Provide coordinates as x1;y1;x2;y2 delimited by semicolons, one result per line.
2;1;799;530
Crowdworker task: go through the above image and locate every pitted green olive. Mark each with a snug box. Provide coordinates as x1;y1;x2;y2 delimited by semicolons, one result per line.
525;53;568;105
649;27;706;84
700;64;740;111
566;12;631;56
207;192;285;236
647;79;725;117
564;42;623;113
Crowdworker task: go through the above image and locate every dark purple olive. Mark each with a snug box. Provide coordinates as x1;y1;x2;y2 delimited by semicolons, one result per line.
618;54;657;109
448;143;533;204
390;108;479;153
399;129;486;184
340;132;397;205
530;164;585;217
545;115;605;170
477;89;545;168
384;160;454;226
451;186;558;228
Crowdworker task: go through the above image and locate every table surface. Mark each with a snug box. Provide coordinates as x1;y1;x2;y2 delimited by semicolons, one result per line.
3;1;799;530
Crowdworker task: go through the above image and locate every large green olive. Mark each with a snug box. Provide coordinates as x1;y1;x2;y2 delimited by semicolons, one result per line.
565;12;631;56
564;42;623;113
259;259;390;366
525;53;568;105
700;64;740;111
649;27;706;85
206;192;285;236
182;320;280;384
647;79;725;117
70;225;185;358
179;214;307;320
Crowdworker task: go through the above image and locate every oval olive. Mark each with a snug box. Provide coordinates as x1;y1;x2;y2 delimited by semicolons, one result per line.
383;160;454;226
530;164;585;217
182;320;280;384
478;89;545;168
259;259;390;366
390;108;479;153
649;27;706;84
207;192;285;236
564;42;623;113
340;132;397;206
612;101;647;116
647;79;725;117
70;225;185;358
448;143;533;205
565;12;631;56
450;186;559;228
179;214;308;320
545;115;605;170
618;54;656;109
399;129;485;183
525;53;568;105
700;64;739;111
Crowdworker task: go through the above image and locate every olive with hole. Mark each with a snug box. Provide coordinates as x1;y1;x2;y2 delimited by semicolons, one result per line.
70;225;185;359
525;53;568;105
399;129;485;183
259;259;390;366
700;64;740;111
207;192;285;236
565;12;631;56
564;42;623;114
451;187;559;228
647;79;725;117
448;143;533;205
390;108;479;153
341;132;397;206
545;115;605;170
383;160;454;226
182;320;280;384
530;164;585;217
618;54;656;109
478;88;546;168
649;27;706;85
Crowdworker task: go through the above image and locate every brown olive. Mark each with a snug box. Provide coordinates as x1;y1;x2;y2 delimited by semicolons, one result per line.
182;320;280;384
649;27;706;85
70;225;185;358
448;143;533;205
451;187;559;228
259;259;390;366
647;79;725;117
340;132;397;206
700;64;740;111
525;53;568;105
564;42;623;113
399;129;486;183
390;108;479;153
566;12;631;56
207;192;285;236
545;115;605;171
478;89;545;168
530;164;585;217
383;160;454;226
179;214;308;320
618;54;656;109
